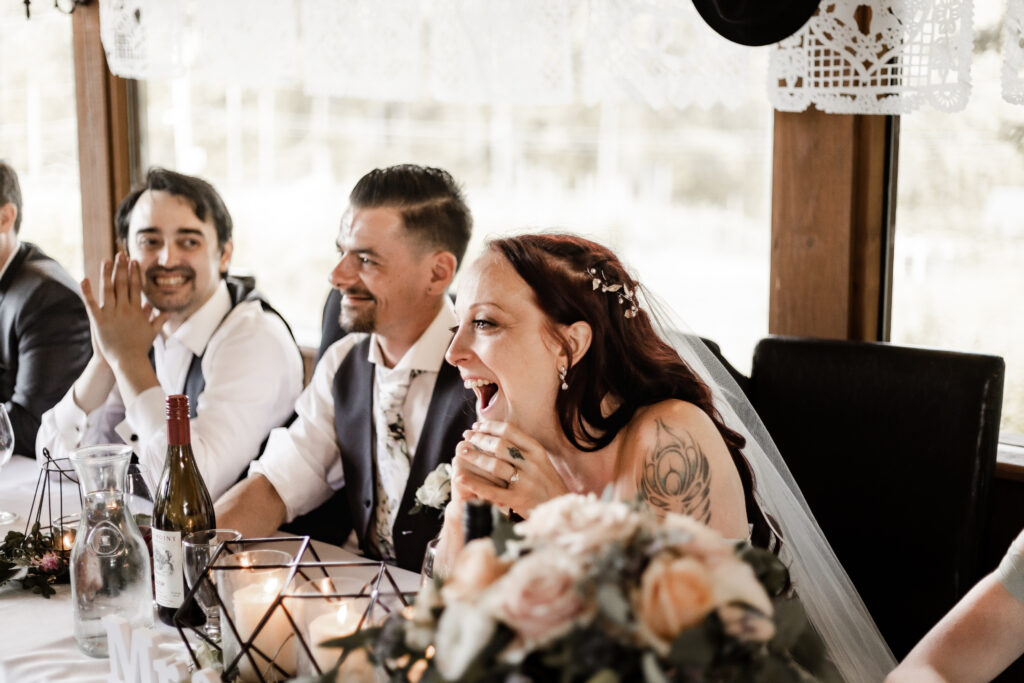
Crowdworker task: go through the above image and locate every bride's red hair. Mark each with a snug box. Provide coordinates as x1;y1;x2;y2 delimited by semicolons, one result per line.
489;233;776;549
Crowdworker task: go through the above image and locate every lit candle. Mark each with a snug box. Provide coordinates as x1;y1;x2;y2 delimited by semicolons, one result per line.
56;528;76;552
307;601;363;672
228;576;297;682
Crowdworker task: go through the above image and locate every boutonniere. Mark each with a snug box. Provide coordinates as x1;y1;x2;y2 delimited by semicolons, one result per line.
410;463;452;515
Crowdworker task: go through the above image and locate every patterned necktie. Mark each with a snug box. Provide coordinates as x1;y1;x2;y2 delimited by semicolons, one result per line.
370;368;423;562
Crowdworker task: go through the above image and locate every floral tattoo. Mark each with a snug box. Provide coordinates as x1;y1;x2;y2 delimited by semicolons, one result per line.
507;446;525;461
638;419;712;522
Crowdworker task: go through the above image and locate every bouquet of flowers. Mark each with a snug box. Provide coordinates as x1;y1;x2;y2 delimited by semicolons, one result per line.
332;494;840;682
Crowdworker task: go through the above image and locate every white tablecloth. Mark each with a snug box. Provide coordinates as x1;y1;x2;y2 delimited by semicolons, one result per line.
0;455;419;682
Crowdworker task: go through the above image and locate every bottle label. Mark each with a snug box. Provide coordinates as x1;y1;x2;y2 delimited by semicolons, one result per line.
152;528;183;608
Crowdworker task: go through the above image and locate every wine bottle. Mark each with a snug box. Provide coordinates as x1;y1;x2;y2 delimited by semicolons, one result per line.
152;394;215;626
462;500;493;543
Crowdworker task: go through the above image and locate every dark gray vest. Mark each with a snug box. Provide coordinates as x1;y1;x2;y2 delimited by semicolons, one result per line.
151;275;297;418
331;336;476;572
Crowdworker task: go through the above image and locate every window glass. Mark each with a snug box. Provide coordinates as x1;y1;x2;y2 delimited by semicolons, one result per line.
138;79;772;371
892;0;1024;432
0;6;82;278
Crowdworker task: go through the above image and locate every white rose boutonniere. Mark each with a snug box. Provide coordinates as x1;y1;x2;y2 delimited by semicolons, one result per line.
411;462;452;514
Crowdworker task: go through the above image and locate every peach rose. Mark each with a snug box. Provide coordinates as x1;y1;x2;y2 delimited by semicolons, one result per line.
441;538;511;604
657;512;736;561
636;554;715;653
515;493;642;556
486;549;592;649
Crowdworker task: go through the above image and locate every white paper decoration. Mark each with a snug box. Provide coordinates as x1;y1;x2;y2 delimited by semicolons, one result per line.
769;0;974;114
98;0;187;80
300;0;423;101
1002;0;1024;103
192;0;300;89
428;0;574;105
581;0;753;110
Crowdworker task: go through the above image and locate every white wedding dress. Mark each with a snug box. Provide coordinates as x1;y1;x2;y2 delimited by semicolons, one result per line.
648;296;897;683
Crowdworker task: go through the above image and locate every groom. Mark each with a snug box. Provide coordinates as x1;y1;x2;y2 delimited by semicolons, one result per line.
217;165;476;571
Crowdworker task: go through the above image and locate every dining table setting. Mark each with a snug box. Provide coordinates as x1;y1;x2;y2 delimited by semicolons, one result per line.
0;452;420;683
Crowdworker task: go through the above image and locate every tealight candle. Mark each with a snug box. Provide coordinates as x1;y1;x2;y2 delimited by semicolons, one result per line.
308;601;363;672
56;527;76;552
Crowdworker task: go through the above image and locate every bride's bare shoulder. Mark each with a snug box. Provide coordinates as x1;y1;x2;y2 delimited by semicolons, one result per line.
619;399;737;521
625;399;721;444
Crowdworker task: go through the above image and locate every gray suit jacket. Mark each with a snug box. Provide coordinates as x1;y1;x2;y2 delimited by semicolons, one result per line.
0;242;92;455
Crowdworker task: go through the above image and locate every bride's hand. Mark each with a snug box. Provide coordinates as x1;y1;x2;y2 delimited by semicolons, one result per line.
454;420;568;517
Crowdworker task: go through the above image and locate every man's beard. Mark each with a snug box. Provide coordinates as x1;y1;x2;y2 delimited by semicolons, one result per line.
339;290;377;333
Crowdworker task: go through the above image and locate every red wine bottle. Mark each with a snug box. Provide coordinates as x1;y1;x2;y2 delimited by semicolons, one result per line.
152;394;215;626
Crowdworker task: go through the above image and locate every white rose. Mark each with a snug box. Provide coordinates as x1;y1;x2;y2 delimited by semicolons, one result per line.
515;493;642;555
415;463;453;509
433;601;497;680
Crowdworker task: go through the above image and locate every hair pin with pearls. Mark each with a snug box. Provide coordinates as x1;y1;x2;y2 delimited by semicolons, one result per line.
588;267;639;319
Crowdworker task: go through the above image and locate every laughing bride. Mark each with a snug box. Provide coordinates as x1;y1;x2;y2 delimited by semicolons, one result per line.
436;232;896;682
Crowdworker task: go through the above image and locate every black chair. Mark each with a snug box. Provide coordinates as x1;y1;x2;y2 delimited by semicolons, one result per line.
748;336;1005;659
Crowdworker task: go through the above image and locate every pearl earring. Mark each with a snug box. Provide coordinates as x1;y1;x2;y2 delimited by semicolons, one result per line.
558;366;568;391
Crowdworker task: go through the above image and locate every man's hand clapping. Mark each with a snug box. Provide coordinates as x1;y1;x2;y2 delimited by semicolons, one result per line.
80;251;168;373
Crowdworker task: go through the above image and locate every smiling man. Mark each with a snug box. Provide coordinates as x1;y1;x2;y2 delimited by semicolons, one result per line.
37;168;303;499
216;165;475;571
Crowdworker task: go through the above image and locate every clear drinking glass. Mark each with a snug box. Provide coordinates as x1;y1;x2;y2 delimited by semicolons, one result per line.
0;405;16;525
420;536;441;586
182;528;242;642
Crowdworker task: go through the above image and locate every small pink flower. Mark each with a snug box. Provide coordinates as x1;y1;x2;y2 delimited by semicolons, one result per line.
33;552;63;573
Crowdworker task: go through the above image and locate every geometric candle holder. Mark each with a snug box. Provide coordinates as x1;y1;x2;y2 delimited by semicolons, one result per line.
25;448;82;555
175;535;411;682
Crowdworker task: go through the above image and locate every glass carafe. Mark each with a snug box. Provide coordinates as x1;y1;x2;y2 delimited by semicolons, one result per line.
69;445;154;657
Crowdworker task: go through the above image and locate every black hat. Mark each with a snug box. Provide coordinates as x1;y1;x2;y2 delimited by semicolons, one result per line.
692;0;821;47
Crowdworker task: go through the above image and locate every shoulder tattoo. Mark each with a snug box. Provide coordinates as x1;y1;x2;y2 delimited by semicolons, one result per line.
637;418;712;522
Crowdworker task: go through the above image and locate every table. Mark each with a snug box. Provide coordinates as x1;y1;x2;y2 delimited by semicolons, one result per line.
0;455;419;682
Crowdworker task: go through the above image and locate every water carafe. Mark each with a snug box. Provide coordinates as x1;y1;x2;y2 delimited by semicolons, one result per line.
69;444;153;657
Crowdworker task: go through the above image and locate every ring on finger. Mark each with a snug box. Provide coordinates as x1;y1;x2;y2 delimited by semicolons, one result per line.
509;468;520;485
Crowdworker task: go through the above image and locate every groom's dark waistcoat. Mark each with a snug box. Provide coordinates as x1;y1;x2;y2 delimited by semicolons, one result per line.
331;336;475;572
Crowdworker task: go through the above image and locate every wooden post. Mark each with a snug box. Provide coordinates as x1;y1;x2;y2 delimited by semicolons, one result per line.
71;1;138;281
769;108;895;341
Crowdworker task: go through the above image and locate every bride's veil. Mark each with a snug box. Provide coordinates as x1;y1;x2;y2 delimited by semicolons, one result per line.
641;290;897;683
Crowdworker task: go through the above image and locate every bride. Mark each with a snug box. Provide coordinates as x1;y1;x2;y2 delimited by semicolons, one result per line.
439;232;895;682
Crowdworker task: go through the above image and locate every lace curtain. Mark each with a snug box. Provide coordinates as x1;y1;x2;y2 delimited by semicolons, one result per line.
97;0;1024;113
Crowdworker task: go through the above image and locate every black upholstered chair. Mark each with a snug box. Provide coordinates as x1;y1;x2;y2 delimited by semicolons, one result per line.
747;336;1005;659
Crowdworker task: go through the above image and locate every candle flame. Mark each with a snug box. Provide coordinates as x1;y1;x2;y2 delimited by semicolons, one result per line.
336;602;349;626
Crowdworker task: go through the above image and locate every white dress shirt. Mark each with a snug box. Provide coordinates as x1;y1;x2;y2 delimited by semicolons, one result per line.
37;280;304;499
250;300;457;523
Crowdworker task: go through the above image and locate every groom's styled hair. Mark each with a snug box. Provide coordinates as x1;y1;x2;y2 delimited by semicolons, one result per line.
349;165;472;269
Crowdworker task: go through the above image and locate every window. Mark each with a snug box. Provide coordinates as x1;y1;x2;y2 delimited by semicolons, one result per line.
0;6;82;278
137;78;773;368
892;0;1024;433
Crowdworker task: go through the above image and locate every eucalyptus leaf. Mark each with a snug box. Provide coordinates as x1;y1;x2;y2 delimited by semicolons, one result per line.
595;583;631;625
666;623;716;668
